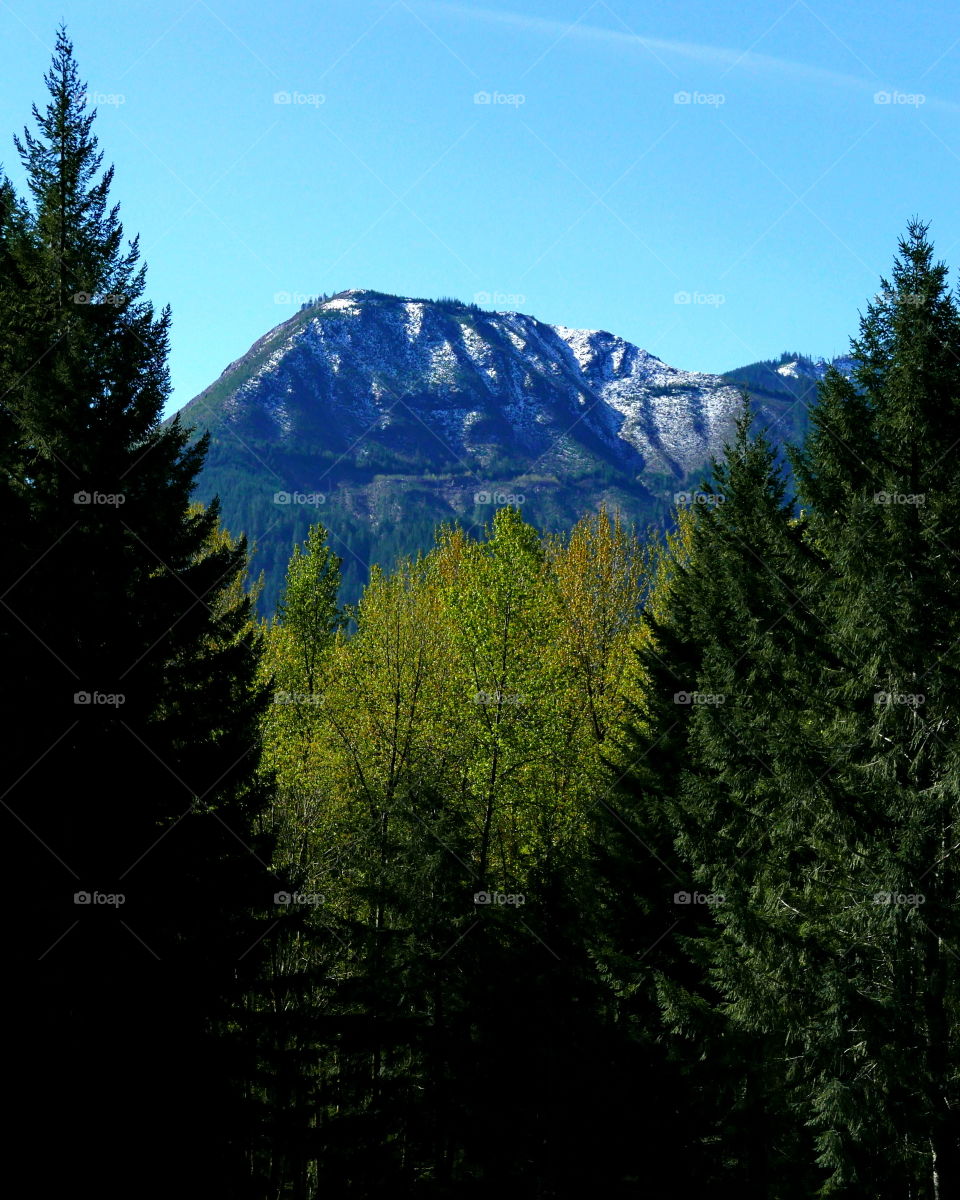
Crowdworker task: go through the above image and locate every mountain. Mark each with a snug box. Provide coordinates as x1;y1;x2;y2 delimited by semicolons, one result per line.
721;350;858;449
176;291;851;612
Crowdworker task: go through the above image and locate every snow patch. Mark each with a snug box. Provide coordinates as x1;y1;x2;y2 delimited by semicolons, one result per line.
403;301;425;342
552;325;599;372
429;340;460;385
323;296;361;313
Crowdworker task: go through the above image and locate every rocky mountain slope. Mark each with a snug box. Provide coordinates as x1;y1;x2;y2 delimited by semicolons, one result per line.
176;290;851;612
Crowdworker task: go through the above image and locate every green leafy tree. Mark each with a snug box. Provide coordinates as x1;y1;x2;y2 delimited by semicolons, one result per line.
276;522;342;693
255;506;671;1195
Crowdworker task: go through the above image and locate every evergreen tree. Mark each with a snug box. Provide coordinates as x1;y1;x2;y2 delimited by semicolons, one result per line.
608;225;960;1197
788;221;960;1197
0;30;278;1197
599;406;829;1195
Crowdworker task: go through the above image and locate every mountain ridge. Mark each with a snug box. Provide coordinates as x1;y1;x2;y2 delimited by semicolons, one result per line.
186;287;748;476
176;289;852;611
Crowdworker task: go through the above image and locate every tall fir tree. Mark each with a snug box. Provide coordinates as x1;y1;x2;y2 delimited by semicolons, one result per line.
788;221;960;1197
598;405;832;1196
0;30;278;1198
608;225;960;1197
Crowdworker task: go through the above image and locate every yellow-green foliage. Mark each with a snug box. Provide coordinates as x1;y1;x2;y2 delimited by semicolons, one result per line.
261;506;663;909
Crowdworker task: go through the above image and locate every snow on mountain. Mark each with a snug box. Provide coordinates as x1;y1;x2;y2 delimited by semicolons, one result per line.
197;289;746;478
179;291;858;615
777;355;856;380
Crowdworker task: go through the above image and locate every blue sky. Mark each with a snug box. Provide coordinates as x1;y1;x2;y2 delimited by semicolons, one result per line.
2;0;959;415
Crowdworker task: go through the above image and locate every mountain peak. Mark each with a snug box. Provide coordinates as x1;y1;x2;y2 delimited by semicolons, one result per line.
326;288;374;302
179;292;800;611
185;290;745;478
